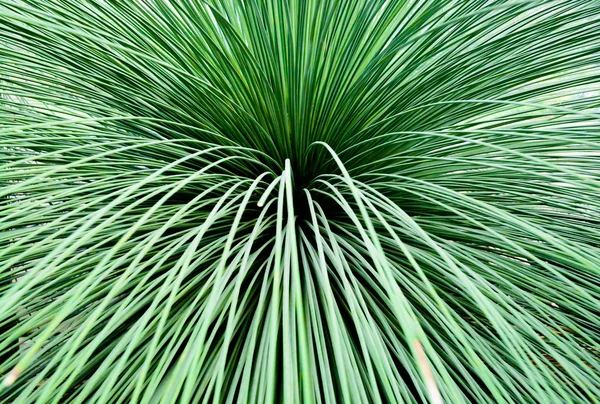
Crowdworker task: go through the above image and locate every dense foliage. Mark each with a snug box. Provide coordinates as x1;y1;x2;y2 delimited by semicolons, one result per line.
1;0;600;402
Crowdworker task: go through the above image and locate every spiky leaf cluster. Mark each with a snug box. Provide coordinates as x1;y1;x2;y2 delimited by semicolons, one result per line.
1;1;600;403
